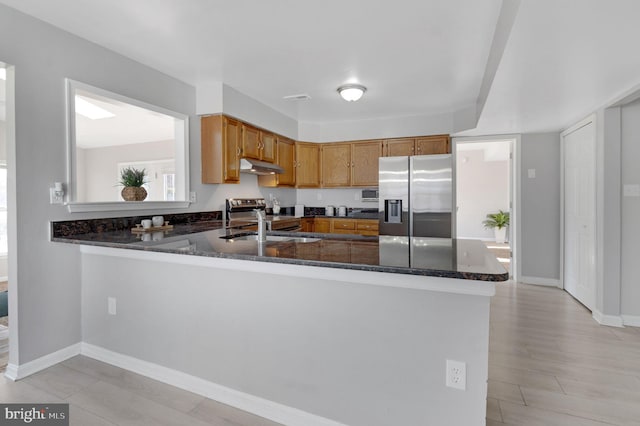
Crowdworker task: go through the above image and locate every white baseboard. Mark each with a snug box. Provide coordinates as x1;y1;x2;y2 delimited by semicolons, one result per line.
622;315;640;327
81;343;348;426
519;276;560;287
4;342;81;381
592;310;624;328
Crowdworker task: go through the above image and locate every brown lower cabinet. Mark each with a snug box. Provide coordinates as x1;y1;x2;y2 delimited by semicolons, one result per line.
302;218;378;236
313;218;331;233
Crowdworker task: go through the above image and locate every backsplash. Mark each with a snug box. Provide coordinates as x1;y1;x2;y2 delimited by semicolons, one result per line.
295;188;379;209
51;210;222;237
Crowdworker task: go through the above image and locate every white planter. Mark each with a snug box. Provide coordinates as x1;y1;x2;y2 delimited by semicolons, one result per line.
494;227;507;244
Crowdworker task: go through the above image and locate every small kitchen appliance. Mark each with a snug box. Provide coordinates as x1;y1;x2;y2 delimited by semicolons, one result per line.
325;205;335;216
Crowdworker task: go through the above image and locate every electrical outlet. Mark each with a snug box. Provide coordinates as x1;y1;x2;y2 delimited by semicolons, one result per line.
446;359;466;390
189;191;197;203
49;188;63;204
317;192;322;201
108;297;117;315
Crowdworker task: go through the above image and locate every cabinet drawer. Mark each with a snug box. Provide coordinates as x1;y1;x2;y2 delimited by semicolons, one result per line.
356;220;379;231
332;219;356;231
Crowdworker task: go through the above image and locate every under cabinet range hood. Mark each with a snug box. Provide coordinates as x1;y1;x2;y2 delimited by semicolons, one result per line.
240;158;284;175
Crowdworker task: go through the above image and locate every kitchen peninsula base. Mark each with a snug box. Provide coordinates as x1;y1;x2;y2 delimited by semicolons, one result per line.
80;245;492;426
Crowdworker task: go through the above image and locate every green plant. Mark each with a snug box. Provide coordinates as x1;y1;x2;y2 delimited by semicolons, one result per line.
119;167;146;187
483;210;510;229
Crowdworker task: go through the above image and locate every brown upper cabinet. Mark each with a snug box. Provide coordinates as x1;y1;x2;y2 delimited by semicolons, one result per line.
383;135;450;157
351;141;382;186
321;143;351;187
241;124;277;162
203;114;448;187
241;124;261;160
321;141;382;187
295;142;321;188
261;132;277;163
201;115;241;184
258;136;296;187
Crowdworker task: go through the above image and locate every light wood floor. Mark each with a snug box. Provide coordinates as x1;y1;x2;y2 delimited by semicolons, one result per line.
0;356;283;426
0;282;638;425
488;282;640;426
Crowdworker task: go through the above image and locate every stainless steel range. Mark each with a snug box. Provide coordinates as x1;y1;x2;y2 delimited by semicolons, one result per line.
226;198;301;231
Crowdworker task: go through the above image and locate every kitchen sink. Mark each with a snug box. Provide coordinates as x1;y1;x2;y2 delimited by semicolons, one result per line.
223;235;320;243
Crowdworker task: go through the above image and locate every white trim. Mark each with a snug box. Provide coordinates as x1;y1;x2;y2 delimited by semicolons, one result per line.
0;276;7;282
66;200;190;213
519;276;561;287
3;343;81;381
592;310;624;328
560;115;597;309
65;78;190;212
622;315;640;327
79;245;497;297
81;343;348;426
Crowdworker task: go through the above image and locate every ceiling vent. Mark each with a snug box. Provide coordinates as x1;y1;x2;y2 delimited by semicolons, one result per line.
283;93;311;101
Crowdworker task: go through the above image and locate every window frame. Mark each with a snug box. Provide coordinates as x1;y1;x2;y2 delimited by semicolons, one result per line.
65;79;191;213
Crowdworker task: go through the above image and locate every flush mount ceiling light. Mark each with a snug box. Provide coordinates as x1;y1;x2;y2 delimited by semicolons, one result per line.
337;84;366;102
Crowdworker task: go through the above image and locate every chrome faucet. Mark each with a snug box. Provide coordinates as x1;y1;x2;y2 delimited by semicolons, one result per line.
254;209;267;243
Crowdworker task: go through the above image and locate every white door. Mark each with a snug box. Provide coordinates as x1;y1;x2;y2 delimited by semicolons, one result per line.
563;118;596;310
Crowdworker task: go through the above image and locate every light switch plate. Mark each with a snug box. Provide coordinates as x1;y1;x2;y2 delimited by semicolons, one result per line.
527;169;536;179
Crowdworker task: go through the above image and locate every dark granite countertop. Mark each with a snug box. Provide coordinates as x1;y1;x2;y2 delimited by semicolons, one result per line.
52;216;508;282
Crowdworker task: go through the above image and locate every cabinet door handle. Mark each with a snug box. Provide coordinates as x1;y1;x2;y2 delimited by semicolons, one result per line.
346;162;350;167
236;147;241;155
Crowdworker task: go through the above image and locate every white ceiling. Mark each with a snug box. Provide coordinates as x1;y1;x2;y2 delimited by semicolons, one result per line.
1;0;640;135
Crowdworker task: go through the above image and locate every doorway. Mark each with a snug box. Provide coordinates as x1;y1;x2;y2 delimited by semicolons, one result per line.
453;136;518;278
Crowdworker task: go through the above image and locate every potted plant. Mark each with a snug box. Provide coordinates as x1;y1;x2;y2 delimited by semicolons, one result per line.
483;210;510;243
119;167;147;201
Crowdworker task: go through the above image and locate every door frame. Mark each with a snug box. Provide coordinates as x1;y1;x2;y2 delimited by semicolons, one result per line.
2;63;18;368
560;114;597;304
452;134;520;281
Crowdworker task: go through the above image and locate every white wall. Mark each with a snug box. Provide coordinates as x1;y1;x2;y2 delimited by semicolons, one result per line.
82;250;492;426
520;133;561;280
0;120;5;162
79;139;174;202
299;111;455;143
221;85;298;140
456;149;509;239
0;3;204;365
620;99;640;318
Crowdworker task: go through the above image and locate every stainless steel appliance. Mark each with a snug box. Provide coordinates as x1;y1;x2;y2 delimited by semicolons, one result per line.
361;188;379;202
226;198;301;231
379;154;453;238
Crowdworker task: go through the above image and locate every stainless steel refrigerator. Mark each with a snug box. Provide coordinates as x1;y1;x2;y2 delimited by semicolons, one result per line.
379;154;454;238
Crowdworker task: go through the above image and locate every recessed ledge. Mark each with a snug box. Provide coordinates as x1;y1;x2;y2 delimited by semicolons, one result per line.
66;201;191;213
